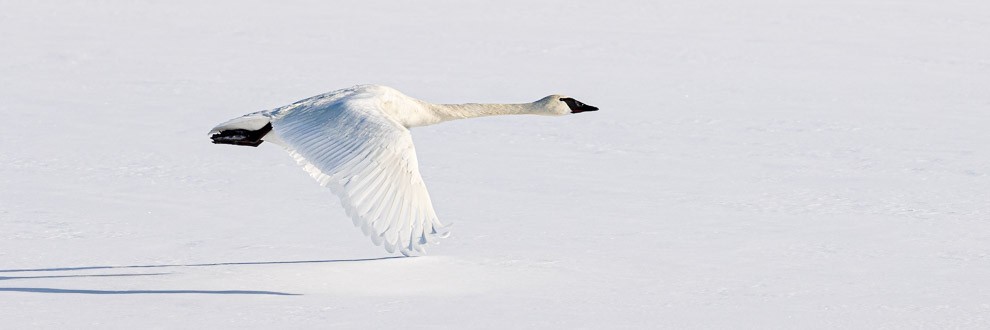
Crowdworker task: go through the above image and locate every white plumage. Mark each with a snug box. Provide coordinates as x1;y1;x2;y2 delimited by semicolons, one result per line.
210;85;597;255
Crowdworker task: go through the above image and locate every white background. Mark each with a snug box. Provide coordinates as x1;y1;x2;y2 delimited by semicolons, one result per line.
2;1;988;328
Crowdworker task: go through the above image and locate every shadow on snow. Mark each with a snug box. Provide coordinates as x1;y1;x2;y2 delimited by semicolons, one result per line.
1;272;169;281
0;257;404;296
0;256;404;273
0;287;299;295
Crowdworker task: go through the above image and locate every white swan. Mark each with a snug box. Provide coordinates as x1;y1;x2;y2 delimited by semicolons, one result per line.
209;85;598;256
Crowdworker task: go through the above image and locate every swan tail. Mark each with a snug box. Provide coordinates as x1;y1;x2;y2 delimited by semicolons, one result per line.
209;112;275;147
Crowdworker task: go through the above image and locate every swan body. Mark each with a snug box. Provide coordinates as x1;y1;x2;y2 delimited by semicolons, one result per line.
209;85;598;255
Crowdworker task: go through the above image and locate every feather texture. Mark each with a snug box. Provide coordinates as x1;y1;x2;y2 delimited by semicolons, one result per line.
271;95;449;255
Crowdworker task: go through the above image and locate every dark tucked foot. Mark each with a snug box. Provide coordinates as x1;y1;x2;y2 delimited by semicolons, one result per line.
210;123;272;147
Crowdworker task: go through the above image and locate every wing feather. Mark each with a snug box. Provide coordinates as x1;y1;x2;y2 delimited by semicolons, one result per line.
272;100;448;255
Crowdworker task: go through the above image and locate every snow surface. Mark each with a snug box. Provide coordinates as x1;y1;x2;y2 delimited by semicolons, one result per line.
2;0;989;328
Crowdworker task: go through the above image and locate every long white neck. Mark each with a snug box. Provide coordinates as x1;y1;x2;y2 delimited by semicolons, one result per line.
422;101;545;125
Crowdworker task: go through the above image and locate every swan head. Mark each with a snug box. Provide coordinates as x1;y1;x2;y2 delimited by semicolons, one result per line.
537;95;599;115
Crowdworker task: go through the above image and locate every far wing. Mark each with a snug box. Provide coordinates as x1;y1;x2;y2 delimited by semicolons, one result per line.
271;100;449;255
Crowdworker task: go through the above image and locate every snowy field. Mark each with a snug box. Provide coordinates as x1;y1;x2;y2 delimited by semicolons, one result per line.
2;0;989;328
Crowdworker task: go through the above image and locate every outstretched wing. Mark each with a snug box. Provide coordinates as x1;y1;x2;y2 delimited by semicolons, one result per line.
271;99;449;255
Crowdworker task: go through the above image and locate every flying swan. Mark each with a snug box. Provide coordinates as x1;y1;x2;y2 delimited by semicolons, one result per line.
209;85;598;256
